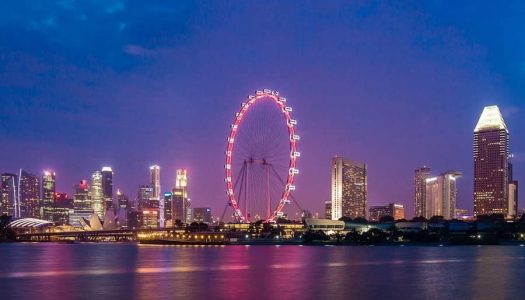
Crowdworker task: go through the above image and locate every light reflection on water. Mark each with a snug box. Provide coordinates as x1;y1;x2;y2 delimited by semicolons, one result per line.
1;243;525;299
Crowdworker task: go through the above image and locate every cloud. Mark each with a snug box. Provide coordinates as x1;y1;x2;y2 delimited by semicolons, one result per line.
122;44;156;57
502;106;521;117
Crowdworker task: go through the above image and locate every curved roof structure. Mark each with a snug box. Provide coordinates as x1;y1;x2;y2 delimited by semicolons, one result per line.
8;218;53;229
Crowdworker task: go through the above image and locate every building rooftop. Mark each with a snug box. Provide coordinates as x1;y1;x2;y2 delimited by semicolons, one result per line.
474;105;508;133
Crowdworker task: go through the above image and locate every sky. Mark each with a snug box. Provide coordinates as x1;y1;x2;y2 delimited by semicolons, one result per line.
0;1;524;219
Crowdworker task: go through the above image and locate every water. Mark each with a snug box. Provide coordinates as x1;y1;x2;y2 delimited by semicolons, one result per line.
1;243;524;299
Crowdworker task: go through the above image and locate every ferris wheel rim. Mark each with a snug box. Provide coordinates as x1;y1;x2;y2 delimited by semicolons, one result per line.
224;89;299;223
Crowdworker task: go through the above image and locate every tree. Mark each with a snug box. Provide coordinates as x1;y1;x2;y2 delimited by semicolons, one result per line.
379;215;395;223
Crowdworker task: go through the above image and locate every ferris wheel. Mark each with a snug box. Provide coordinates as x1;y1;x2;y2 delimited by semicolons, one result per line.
224;89;300;223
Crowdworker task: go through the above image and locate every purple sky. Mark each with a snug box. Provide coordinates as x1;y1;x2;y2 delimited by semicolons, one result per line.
1;1;524;219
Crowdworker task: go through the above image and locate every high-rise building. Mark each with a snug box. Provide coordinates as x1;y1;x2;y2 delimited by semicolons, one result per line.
331;157;367;220
150;165;161;200
172;188;188;223
173;169;191;223
116;189;130;227
473;105;510;217
138;185;153;209
117;189;130;211
509;181;518;219
193;207;212;223
425;171;462;219
163;192;173;226
73;180;91;210
41;171;56;221
1;173;17;216
368;203;405;222
69;180;94;228
91;171;104;219
325;200;332;220
101;167;114;212
149;165;163;227
18;170;40;218
414;166;431;218
53;192;72;224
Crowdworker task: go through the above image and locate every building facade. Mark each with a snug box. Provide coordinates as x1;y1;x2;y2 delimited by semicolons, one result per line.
193;207;212;223
101;167;113;212
91;171;104;219
425;171;461;219
1;173;17;216
369;203;405;222
414;166;431;218
18;170;40;218
473;106;510;217
331;157;367;220
41;171;56;221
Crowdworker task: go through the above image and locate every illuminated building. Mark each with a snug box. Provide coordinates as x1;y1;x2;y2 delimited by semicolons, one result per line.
101;167;114;212
127;210;142;229
73;180;91;210
473;105;510;217
18;170;40;218
150;165;161;200
149;165;163;227
508;158;519;219
69;180;94;227
172;188;187;223
142;209;159;228
138;185;153;209
368;203;405;222
331;157;367;220
425;171;461;219
117;189;129;210
193;207;212;223
41;171;56;221
325;200;332;220
91;171;104;219
53;192;72;225
414;166;431;218
509;181;518;219
163;192;173;226
173;169;191;223
1;173;17;216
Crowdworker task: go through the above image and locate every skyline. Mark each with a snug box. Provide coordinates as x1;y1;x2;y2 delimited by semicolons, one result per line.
1;1;524;218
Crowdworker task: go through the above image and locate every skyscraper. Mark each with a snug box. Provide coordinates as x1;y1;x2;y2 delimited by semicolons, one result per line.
41;171;56;221
425;171;461;219
1;173;17;216
414;166;431;218
149;165;163;227
150;165;161;200
331;157;367;220
163;192;173;226
137;185;153;209
101;167;114;212
473;105;510;217
173;169;190;223
69;180;94;228
73;180;91;210
18;170;40;218
91;171;104;219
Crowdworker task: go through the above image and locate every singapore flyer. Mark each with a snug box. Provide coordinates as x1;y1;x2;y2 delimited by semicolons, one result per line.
225;89;300;223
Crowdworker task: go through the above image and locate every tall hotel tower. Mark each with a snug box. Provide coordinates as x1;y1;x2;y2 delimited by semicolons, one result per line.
414;166;431;218
331;157;367;220
473;105;513;217
101;167;114;212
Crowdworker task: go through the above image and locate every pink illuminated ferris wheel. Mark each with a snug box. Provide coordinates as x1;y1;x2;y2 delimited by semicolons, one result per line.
225;89;300;223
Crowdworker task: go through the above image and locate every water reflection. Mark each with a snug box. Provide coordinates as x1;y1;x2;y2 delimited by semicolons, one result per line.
1;244;525;299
